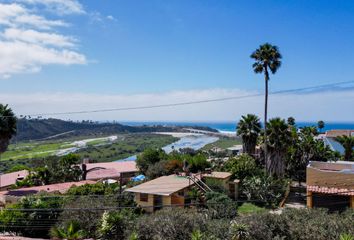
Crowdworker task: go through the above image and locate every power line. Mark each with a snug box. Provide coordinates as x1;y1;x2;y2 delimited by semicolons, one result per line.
12;80;354;118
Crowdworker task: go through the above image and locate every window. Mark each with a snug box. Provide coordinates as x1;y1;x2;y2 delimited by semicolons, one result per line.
140;193;148;202
177;190;184;197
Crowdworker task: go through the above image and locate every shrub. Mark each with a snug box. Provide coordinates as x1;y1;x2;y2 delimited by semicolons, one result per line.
241;174;288;207
66;182;119;196
50;220;85;240
97;210;137;240
205;192;237;219
224;154;262;181
237;208;354;240
135;208;208;240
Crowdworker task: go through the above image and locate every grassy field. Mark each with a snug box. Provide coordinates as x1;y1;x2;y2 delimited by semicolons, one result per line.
0;133;178;172
237;203;266;215
76;134;177;162
202;137;242;151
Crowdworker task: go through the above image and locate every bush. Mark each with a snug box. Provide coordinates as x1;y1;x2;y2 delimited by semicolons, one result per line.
205;192;237;219
135;208;208;240
237;208;354;240
241;174;288;207
224;154;262;181
97;210;137;240
66;182;119;195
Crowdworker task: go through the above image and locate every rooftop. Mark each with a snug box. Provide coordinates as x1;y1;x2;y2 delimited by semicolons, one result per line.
203;171;232;179
0;170;29;188
84;161;138;173
125;174;192;196
0;180;96;197
325;130;354;138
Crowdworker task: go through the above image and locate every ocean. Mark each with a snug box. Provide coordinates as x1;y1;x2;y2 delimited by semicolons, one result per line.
123;121;354;133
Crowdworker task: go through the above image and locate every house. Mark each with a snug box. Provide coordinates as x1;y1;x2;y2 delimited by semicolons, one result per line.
0;180;96;205
226;145;243;156
0;170;29;191
319;129;354;155
306;161;354;211
125;171;235;212
82;161;138;183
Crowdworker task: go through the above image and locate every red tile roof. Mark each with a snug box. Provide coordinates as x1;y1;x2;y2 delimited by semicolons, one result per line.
0;170;29;188
0;180;96;197
85;161;138;173
86;168;121;180
307;185;354;196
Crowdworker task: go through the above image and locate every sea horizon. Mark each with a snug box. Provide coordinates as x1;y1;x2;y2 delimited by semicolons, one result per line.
121;121;354;132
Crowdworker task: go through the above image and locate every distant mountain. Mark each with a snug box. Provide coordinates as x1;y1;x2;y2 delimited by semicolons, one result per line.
14;118;218;141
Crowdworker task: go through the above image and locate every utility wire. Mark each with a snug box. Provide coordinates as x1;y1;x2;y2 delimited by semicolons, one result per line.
12;80;354;118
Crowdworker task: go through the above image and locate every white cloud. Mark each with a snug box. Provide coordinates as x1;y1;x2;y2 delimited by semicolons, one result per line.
2;28;77;47
16;0;85;15
106;15;116;21
1;88;354;122
0;2;86;78
0;3;67;29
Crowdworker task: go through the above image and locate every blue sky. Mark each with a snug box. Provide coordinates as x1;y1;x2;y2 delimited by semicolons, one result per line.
1;0;354;121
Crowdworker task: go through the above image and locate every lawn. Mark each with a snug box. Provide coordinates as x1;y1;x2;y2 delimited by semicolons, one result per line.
237;203;266;215
202;137;242;151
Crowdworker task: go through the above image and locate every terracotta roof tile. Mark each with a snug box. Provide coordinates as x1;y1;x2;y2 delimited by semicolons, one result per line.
307;185;354;196
0;180;96;197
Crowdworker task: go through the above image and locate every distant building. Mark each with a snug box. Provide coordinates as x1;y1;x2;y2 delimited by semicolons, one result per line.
226;145;243;156
306;161;354;211
322;130;354;155
0;180;96;205
125;171;235;212
82;161;138;183
0;170;29;191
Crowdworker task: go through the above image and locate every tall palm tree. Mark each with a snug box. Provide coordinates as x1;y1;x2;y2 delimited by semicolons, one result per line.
336;135;354;161
236;114;261;156
251;43;282;167
266;118;292;177
0;104;17;154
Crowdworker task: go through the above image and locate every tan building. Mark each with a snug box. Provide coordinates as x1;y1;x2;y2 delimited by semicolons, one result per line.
306;161;354;210
125;171;234;212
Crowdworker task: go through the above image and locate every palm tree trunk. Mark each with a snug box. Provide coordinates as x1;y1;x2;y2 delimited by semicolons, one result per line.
264;70;269;172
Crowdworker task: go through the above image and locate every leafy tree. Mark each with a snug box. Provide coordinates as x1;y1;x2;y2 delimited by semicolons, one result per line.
224;154;262;181
136;148;167;174
187;153;210;173
251;43;282;164
66;182;119;196
336;135;354;161
317;120;325;133
236;114;261;155
287;129;338;182
44;154;82;183
266;118;292;177
16;167;50;187
0;104;17;154
0;195;63;238
50;220;85;240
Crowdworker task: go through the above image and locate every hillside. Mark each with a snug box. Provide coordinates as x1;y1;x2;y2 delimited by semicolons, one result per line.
14;118;218;141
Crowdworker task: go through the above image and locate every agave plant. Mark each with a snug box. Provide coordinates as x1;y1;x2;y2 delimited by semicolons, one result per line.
229;221;249;240
340;233;354;240
50;220;85;240
191;230;203;240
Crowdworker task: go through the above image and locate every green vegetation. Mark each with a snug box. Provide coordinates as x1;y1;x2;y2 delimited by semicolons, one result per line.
0;104;17;155
237;203;266;215
251;43;282;164
202;137;242;151
236;114;261;156
77;134;177;162
335;135;354;161
1;141;70;161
